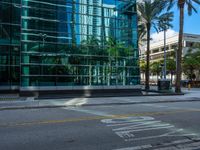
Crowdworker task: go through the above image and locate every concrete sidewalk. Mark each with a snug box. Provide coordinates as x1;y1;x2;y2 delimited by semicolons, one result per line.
0;88;200;110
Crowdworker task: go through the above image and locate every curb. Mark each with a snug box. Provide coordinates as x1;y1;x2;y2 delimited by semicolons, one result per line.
35;93;185;100
142;93;185;96
141;89;185;96
0;98;19;101
0;99;200;111
0;92;184;101
35;92;185;100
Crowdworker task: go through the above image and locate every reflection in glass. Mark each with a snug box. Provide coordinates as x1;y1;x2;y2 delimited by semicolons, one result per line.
0;0;139;87
0;1;20;87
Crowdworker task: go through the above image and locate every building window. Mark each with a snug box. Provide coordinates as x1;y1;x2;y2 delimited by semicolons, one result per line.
0;0;139;88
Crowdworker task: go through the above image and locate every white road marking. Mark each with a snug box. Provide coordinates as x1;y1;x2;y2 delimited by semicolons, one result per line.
102;116;154;124
142;103;200;112
107;121;161;127
143;104;172;108
65;107;113;117
154;141;200;150
101;116;198;142
112;121;171;131
64;98;88;106
114;139;200;150
64;105;200;150
116;130;135;139
115;125;174;133
114;144;152;150
126;130;197;141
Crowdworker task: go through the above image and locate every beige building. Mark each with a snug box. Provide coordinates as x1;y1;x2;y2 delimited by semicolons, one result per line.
140;33;200;83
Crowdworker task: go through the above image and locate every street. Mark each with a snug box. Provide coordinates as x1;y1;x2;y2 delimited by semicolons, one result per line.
1;99;200;150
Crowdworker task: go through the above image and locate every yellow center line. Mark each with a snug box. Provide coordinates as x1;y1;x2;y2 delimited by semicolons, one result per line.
1;109;200;128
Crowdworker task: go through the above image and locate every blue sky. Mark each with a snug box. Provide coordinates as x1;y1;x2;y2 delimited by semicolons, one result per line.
151;4;200;42
104;1;200;34
172;6;200;34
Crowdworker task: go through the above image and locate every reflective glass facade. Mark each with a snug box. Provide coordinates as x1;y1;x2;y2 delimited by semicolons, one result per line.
0;0;139;90
0;0;20;89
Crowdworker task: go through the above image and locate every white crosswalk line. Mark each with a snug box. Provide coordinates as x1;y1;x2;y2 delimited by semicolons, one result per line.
114;139;200;150
114;144;152;150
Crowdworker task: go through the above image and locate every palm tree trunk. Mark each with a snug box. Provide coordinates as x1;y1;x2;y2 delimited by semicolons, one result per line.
171;72;173;84
145;24;150;90
157;73;158;82
176;3;184;93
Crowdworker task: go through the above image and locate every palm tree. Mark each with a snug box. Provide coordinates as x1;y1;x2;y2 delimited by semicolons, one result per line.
167;0;200;93
166;58;176;83
150;61;162;82
81;36;101;55
183;55;199;81
106;37;121;85
137;0;173;91
183;49;200;81
138;16;147;57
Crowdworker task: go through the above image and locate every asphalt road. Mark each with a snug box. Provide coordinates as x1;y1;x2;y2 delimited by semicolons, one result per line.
1;101;200;150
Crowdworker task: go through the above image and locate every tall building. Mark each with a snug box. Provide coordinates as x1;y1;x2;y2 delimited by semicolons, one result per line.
79;0;102;42
0;0;21;90
102;3;116;40
0;0;139;95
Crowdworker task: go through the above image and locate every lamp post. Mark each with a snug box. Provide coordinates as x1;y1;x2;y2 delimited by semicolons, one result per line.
163;29;167;79
157;13;173;91
158;18;171;80
160;64;164;79
39;33;47;46
159;25;168;80
39;33;47;78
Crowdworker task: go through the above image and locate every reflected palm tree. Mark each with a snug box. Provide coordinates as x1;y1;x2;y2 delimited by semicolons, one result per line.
106;37;130;85
81;36;101;85
81;36;101;55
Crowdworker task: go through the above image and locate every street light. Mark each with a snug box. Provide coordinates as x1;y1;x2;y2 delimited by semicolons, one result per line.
163;29;167;79
39;33;47;77
157;13;173;91
39;33;47;46
159;23;169;80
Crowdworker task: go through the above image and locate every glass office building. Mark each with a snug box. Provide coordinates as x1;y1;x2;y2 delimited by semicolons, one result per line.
0;0;139;92
0;0;20;90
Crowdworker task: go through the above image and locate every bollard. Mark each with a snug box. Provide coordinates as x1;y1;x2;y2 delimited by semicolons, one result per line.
188;83;191;91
